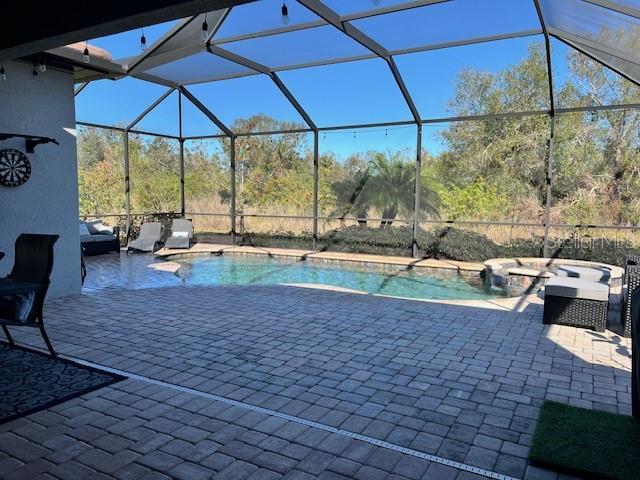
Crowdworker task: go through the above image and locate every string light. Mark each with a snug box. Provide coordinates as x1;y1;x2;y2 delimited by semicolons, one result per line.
201;14;209;42
1;65;7;81
281;1;290;25
82;42;90;64
140;28;147;51
319;125;414;138
38;63;47;73
32;63;38;76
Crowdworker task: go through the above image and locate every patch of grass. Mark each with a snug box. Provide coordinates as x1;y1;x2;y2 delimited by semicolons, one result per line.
530;401;640;480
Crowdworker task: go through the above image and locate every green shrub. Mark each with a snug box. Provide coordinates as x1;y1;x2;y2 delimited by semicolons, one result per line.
424;227;499;262
437;177;511;221
322;225;414;256
546;236;639;267
198;226;640;266
497;235;640;266
240;231;314;250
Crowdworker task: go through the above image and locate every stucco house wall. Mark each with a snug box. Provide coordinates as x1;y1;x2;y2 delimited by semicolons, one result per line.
0;60;81;297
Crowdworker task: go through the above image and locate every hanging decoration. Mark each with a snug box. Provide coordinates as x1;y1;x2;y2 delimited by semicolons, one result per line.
140;28;147;51
281;1;290;25
0;65;5;81
201;14;209;42
0;149;31;187
82;43;90;64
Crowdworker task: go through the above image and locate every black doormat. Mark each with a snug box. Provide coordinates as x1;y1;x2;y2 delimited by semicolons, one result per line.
0;342;124;424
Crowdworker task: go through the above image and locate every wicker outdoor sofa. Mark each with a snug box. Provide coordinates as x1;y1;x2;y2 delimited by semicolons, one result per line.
544;258;640;335
543;276;609;332
621;256;640;338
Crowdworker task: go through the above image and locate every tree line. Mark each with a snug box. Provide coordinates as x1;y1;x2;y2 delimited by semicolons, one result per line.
78;41;640;235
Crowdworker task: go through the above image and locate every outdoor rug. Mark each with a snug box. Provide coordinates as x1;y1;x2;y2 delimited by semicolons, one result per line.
0;342;124;424
530;400;640;480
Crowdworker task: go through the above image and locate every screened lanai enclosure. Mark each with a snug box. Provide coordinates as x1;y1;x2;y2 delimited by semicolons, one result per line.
70;0;640;262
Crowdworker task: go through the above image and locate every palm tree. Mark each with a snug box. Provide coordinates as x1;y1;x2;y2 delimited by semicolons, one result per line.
330;169;371;226
365;151;440;228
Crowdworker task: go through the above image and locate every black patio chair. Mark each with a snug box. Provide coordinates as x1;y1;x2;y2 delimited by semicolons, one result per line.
0;234;59;356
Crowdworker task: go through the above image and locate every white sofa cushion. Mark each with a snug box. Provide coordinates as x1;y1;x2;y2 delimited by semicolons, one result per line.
557;265;611;283
545;277;609;302
85;219;113;235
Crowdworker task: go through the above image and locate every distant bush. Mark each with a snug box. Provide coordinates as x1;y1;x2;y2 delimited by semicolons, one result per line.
240;231;314;250
423;228;640;266
544;237;639;267
323;225;414;256
197;225;640;266
423;227;499;262
233;225;414;256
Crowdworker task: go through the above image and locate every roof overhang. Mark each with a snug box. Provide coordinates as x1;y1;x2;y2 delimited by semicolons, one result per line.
0;0;255;62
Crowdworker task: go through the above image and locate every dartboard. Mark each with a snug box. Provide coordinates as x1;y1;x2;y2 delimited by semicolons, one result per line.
0;149;31;187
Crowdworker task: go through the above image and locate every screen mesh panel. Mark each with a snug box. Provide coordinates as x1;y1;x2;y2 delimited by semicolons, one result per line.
214;0;321;40
317;125;417;255
151;11;226;56
184;138;231;231
550;37;640;108
76;78;170;127
181;94;223;137
421;117;549;231
136;90;180;136
320;0;415;16
128;134;181;212
144;51;256;84
77;125;126;215
352;0;540;52
279;58;412;127
220;25;370;70
87;20;179;62
541;0;640;84
188;75;307;133
395;36;549;119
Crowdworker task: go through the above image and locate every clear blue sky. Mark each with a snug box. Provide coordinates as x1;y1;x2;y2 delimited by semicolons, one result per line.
76;0;582;159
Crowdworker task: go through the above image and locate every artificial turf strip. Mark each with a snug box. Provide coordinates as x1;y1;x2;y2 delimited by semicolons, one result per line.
529;401;640;480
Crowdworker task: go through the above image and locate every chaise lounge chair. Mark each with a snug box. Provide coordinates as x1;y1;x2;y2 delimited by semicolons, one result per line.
0;234;59;356
128;222;162;253
164;219;194;249
80;220;120;256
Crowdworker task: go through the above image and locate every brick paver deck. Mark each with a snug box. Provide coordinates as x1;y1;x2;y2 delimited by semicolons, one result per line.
1;253;632;480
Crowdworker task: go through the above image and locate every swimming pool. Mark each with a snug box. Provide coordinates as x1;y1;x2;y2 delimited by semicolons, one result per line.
174;255;503;301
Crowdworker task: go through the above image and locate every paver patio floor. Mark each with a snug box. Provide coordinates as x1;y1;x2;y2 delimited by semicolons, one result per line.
1;253;632;479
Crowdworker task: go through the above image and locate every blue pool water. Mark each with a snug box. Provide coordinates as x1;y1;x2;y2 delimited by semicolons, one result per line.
175;255;502;301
